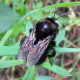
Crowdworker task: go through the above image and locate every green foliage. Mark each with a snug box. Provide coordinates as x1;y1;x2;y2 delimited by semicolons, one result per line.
0;3;18;33
19;2;80;22
0;1;80;80
41;62;71;76
26;20;33;36
0;46;19;56
0;29;12;46
1;46;80;56
0;60;25;68
35;76;55;80
55;30;65;45
22;66;35;80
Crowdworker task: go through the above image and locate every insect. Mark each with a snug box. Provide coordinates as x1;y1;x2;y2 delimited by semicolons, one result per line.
18;17;59;67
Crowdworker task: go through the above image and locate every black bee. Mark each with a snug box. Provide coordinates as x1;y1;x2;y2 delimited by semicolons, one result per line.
18;17;59;67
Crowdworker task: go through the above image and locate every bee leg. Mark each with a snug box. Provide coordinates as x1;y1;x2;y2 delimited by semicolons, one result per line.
47;40;56;57
49;40;56;46
20;36;27;46
48;47;56;58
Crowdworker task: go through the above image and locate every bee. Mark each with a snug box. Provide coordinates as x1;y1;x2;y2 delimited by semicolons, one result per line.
18;17;59;67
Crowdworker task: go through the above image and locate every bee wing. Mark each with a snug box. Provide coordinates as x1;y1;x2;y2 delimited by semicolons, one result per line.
18;47;28;61
18;29;52;67
18;29;36;61
17;37;29;61
27;36;52;67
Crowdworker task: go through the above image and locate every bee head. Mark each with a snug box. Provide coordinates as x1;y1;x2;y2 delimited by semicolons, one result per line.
35;17;59;40
46;13;70;28
46;17;59;28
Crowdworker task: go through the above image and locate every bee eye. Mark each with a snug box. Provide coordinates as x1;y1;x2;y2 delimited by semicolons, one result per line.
55;20;59;25
55;20;59;27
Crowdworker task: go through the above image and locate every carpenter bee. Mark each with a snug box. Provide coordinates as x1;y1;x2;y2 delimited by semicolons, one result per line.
18;17;59;67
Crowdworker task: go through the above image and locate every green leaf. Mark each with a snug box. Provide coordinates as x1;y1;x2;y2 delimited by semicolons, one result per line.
26;20;33;36
35;76;55;80
0;46;19;56
0;46;80;56
0;29;12;46
41;62;71;77
55;30;65;45
0;56;11;61
20;2;80;22
0;60;25;68
48;57;54;66
55;47;80;54
22;66;35;80
0;3;18;33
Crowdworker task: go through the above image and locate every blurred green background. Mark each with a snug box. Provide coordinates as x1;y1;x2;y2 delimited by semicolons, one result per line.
0;0;80;80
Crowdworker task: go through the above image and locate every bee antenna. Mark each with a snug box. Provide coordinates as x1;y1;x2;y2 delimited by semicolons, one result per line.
53;0;60;18
53;3;57;18
56;13;70;20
